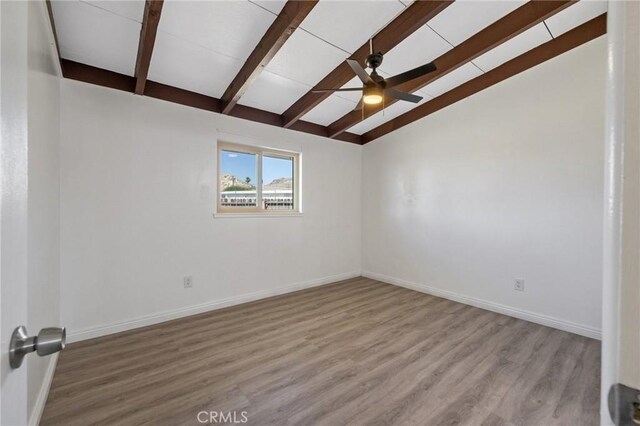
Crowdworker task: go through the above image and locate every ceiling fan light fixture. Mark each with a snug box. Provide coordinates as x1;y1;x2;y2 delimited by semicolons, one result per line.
363;94;383;105
362;86;383;105
316;55;435;108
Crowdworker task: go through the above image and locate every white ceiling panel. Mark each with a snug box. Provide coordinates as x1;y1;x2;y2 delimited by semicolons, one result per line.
545;0;607;38
249;0;287;16
239;71;311;114
379;24;452;77
421;62;483;98
300;1;404;53
264;29;349;86
473;23;552;72
51;0;141;76
348;91;431;135
82;0;145;22
428;0;527;46
148;31;244;97
301;93;358;126
158;1;278;62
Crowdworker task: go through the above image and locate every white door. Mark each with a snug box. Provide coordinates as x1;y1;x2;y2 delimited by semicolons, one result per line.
0;1;30;424
602;1;640;424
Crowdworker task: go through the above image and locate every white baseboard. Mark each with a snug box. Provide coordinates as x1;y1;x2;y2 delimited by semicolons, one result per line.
29;353;58;426
67;269;600;342
67;271;361;343
362;271;601;340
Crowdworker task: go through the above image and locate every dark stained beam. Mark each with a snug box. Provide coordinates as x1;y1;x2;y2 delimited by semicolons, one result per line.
59;59;362;145
145;81;221;113
281;0;453;128
63;60;136;93
328;0;575;138
361;14;607;143
134;0;164;95
220;0;318;114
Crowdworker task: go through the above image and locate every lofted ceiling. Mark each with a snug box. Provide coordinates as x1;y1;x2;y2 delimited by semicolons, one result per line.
50;0;607;144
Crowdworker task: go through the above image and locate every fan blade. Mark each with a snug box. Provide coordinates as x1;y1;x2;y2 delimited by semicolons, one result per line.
311;88;363;93
386;88;423;103
354;98;363;111
384;62;436;88
346;59;374;85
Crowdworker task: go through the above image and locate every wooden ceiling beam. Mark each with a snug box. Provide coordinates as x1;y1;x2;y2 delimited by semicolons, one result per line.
361;14;607;144
220;0;318;115
327;0;575;138
280;0;453;128
63;60;137;93
134;0;164;95
59;59;363;145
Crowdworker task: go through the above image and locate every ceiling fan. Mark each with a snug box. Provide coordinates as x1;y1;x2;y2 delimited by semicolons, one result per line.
313;39;437;109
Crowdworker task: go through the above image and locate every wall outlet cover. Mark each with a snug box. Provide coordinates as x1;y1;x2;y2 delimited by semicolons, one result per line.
514;279;525;292
184;276;193;288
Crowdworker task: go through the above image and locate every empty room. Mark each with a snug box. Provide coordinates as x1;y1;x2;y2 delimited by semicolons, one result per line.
2;0;640;425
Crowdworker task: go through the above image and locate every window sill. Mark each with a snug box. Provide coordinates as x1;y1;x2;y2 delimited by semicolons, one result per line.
213;212;304;219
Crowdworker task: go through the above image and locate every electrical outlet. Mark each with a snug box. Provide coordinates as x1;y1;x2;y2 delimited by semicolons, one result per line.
514;279;524;292
184;276;193;289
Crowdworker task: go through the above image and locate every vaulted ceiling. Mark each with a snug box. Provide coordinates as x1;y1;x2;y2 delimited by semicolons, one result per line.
49;0;607;144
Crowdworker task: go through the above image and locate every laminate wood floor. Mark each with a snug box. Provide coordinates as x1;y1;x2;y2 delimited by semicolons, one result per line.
41;277;600;426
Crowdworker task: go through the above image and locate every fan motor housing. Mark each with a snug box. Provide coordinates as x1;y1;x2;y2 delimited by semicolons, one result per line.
365;53;383;70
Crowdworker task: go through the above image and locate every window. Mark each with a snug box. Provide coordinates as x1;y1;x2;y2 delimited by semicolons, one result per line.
217;142;300;215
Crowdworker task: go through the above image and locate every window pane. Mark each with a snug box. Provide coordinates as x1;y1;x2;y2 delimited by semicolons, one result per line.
220;150;257;208
262;155;294;210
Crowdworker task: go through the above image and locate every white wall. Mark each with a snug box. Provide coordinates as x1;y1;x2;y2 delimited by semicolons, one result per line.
362;37;606;338
26;1;61;423
59;81;362;341
59;33;605;343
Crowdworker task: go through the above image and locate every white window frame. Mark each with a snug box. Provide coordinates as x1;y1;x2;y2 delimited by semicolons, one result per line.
216;141;301;217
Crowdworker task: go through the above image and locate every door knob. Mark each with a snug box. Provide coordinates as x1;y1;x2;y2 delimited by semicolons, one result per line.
9;325;66;369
